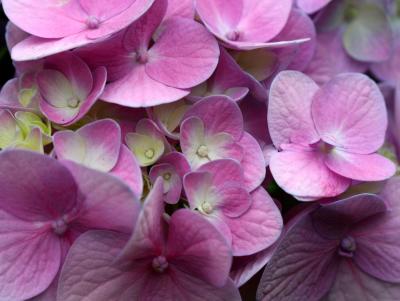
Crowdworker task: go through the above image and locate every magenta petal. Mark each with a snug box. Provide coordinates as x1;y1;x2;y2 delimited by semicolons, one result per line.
326;260;400;301
256;213;339;301
184;96;244;140
325;151;396;181
349;178;400;283
149;163;182;204
166;209;232;287
146;18;219;89
268;71;320;148
0;210;61;300
61;161;140;234
224;187;283;256
270;149;351;199
57;230;144;301
0;150;78;221
197;159;245;187
164;0;195;20
312;73;387;154
120;179;166;261
230;246;276;287
218;184;251;218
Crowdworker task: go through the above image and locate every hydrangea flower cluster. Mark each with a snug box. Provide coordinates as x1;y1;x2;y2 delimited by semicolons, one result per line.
0;0;399;300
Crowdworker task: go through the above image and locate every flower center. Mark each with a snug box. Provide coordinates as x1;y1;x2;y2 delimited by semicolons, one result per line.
339;236;356;257
226;30;240;41
135;51;149;64
196;145;209;158
145;148;155;159
163;172;172;181
152;256;168;273
67;97;80;109
86;16;100;29
201;201;213;214
52;218;68;236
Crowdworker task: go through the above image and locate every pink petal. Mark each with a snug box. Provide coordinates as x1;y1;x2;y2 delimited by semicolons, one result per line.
272;8;317;72
270;149;351;199
239;132;266;191
312;73;388;154
164;0;195;20
54;119;121;172
0;210;61;300
224;187;283;256
158;152;191;178
146;18;219;89
62;161;140;234
268;71;320;149
326;260;400;301
184;96;244;140
217;184;251;218
101;64;189;107
0;150;78;221
256;213;339;301
166;209;232;287
197;159;245;188
325;151;396;181
110;145;144;199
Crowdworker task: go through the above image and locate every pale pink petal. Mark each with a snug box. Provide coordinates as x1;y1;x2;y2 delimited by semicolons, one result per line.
296;0;333;14
325;260;400;301
0;150;78;221
325;150;396;181
195;0;292;48
110;145;144;199
270;149;351;199
343;3;393;63
268;71;320;149
217;184;251;218
146;18;219;89
149;163;182;204
54;119;121;172
184;96;244;140
239;132;266;191
305;30;368;85
62;161;140;234
256;214;339;301
224;187;283;256
312;73;388;154
166;209;232;287
183;171;214;210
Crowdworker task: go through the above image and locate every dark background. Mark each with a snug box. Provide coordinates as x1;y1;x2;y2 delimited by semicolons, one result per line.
0;7;15;87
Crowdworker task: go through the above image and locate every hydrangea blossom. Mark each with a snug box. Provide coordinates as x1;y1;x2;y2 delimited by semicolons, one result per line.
0;0;399;300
